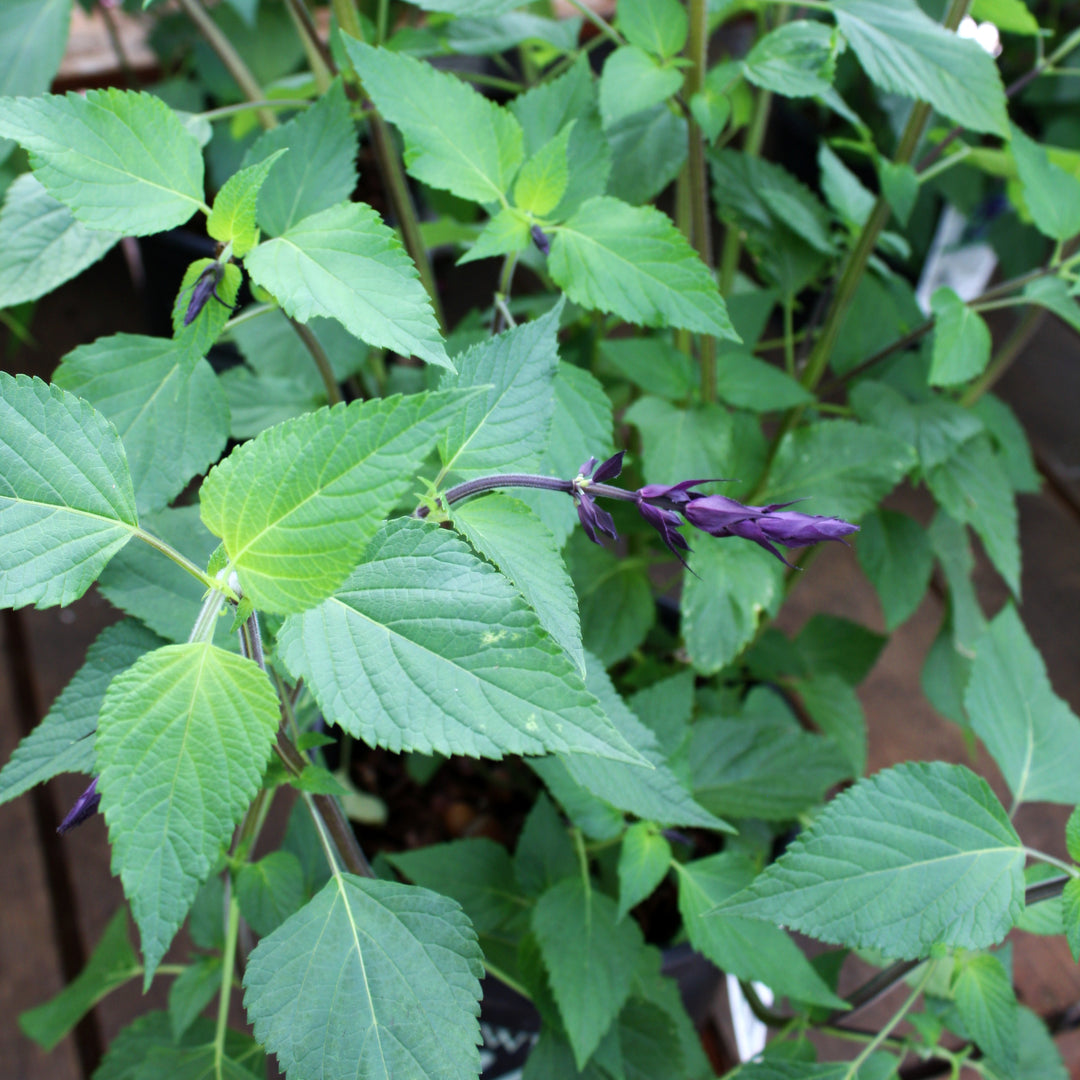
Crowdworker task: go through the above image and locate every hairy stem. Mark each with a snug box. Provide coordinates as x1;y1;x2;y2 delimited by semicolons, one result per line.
213;885;240;1080
134;526;223;594
288;317;344;404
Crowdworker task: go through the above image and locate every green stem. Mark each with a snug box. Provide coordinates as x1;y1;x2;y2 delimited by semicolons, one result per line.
174;0;278;129
331;0;364;39
573;827;591;906
197;100;313;122
687;0;717;401
960;306;1045;406
782;293;795;375
288;317;344;404
1024;846;1080;878
213;885;241;1080
134;526;223;593
674;163;693;358
223;303;274;334
455;71;526;94
376;0;389;44
188;588;225;645
282;0;335;89
564;0;625;46
845;962;934;1078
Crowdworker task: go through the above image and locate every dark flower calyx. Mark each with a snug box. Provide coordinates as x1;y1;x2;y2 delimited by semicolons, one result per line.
531;224;551;256
57;777;100;835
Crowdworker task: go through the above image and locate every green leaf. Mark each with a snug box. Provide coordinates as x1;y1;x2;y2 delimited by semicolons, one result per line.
616;0;688;58
1067;806;1080;863
457;206;530;266
0;373;138;609
971;394;1040;494
606;104;687;207
236;852;306;938
925;434;1019;594
533;876;645;1067
20;909;138;1050
567;534;655;667
928;510;986;657
720;762;1025;958
832;0;1008;137
795;614;886;685
243;875;483;1080
345;37;523;204
518;362;613;546
630;671;694;761
1064;879;1080;963
278;519;641;762
597;336;696;401
744;20;839;98
240;79;358;236
0;620;163;806
453;494;584;674
0;173;119;307
514;793;578;897
819;144;875;229
714;350;814;412
550;197;737;338
0;89;205;234
965;606;1080;806
720;1064;847;1080
244;201;450;368
971;0;1040;33
54;334;228;515
617;824;671;921
207;149;286;256
98;505;233;647
758;420;915;522
1010;124;1080;242
690;84;732;144
437;305;560;480
675;854;846;1009
879;159;919;226
599;47;683;128
952;952;1019;1073
985;1007;1068;1080
1023;276;1080;335
131;1040;262;1080
199;389;471;613
96;643;280;980
167;956;222;1040
556;654;730;830
0;0;71;108
797;672;868;776
171;259;242;358
389;838;529;978
509;58;611;221
681;541;785;676
513;123;572;217
690;701;853;819
856;509;934;631
624;397;734;487
929;287;992;386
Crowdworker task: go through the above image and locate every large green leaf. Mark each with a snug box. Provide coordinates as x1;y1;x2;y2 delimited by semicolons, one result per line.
345;37;523;203
952;952;1019;1074
1010;123;1080;242
606;104;687;207
243;875;483;1080
54;334;228;515
532;876;645;1067
984;1008;1069;1080
965;606;1080;806
616;0;688;58
681;541;785;676
690;696;853;819
0;620;163;806
240;79;359;236
199;390;472;613
555;654;731;830
599;47;683;128
98;505;233;647
832;0;1008;137
617;824;672;921
438;305;559;480
244;201;450;368
236;852;306;938
856;509;934;631
206;150;285;257
96;643;280;980
19;910;138;1051
0;173;119;307
720;762;1025;958
278;519;640;762
743;20;839;98
675;854;846;1009
0;373;138;609
758;420;915;521
453;494;584;674
0;89;205;234
625;397;734;487
549;197;737;338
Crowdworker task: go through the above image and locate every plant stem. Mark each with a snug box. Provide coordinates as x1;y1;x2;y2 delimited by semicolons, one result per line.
687;0;717;401
188;589;225;644
174;0;278;130
282;0;336;88
134;526;223;593
960;306;1045;406
563;0;625;46
197;100;314;122
223;303;274;333
845;961;934;1077
213;885;240;1080
1024;846;1080;878
288;317;344;404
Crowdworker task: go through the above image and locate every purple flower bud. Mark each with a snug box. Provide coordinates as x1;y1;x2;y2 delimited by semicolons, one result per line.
576;491;618;546
682;494;768;533
531;225;551;256
183;262;230;326
57;777;100;835
591;451;625;484
638;500;691;565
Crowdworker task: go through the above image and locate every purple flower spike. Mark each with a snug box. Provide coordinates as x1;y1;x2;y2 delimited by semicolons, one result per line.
638;501;692;566
531;225;551;256
576;491;618;545
591;451;625;484
57;777;100;835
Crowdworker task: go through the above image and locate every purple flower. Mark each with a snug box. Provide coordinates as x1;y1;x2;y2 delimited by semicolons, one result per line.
636;482;858;567
183;261;231;326
573;452;623;545
57;777;100;835
531;225;551;256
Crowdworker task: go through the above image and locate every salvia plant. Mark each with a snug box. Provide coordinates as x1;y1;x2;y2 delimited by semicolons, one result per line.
3;0;1080;1077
